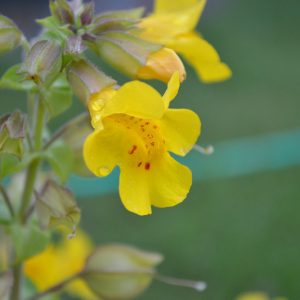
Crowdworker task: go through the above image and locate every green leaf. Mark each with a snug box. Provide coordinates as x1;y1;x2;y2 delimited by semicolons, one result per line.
45;75;72;119
0;153;19;178
45;142;74;182
0;64;36;91
10;222;50;263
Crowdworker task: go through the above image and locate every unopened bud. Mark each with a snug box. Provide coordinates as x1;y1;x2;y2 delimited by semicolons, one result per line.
67;59;116;104
50;0;75;25
81;244;163;300
0;15;22;54
80;2;94;26
35;180;80;233
21;40;62;86
0;111;26;158
92;32;161;78
137;48;186;83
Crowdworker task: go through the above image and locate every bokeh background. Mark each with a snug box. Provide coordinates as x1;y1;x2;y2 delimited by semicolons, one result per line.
1;0;300;299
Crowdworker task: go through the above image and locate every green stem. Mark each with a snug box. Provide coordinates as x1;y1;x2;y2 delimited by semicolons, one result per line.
10;95;46;300
10;265;22;300
19;96;45;220
0;184;14;218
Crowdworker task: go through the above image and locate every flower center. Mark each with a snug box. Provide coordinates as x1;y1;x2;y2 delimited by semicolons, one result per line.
107;114;166;170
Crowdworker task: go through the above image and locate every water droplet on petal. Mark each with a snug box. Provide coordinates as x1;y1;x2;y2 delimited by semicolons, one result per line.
97;166;110;176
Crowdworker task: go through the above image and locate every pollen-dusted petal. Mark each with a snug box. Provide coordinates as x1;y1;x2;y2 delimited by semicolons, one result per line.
170;33;232;83
119;163;152;216
83;124;122;177
162;72;180;108
159;109;201;156
150;153;192;208
102;81;165;119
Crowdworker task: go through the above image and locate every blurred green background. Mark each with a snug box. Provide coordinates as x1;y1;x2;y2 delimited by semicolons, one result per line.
1;0;300;299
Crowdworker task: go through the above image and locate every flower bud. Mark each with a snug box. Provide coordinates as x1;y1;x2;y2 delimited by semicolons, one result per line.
0;15;22;54
81;244;163;300
137;48;186;83
80;2;94;26
50;0;74;25
35;180;80;233
67;59;116;104
20;40;62;86
91;32;161;78
0;111;26;158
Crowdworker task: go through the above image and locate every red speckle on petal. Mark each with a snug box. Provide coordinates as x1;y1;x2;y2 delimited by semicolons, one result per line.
145;162;151;170
129;145;138;154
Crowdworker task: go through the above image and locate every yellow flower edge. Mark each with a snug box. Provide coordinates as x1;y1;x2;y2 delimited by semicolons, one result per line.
84;72;201;216
24;230;97;300
139;0;232;83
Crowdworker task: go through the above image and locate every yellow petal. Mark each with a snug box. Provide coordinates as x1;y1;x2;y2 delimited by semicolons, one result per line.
102;81;165;119
140;1;206;43
137;48;186;83
154;0;204;13
119;162;152;216
150;153;192;208
159;109;201;156
170;33;232;82
83;124;123;177
162;72;180;108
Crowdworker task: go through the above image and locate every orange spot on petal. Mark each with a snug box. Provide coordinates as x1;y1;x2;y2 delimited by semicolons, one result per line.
145;162;151;170
129;145;138;155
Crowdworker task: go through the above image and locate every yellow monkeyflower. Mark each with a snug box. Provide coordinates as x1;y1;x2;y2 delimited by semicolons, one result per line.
84;72;201;215
24;230;97;300
139;0;232;83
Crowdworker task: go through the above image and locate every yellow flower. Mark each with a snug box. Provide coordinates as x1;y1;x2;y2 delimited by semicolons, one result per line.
84;72;201;215
139;0;232;83
24;230;97;299
137;47;186;83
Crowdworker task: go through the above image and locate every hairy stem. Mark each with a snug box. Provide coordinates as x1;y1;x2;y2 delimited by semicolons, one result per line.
10;265;22;300
19;96;45;220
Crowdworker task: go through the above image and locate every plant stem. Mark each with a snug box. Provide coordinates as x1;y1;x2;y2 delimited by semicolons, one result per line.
28;274;78;300
0;184;14;218
10;94;46;300
10;265;22;300
19;96;45;221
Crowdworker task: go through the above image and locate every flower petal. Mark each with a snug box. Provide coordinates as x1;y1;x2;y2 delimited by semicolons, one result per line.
150;153;192;208
162;72;180;108
159;109;201;156
119;162;151;216
102;81;165;119
140;0;205;42
83;123;122;177
170;33;232;82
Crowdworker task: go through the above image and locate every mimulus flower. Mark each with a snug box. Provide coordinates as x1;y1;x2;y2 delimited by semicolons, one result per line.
139;0;232;83
84;72;201;215
24;230;96;299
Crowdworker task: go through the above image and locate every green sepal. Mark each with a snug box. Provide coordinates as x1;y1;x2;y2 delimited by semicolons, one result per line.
0;111;26;159
93;32;161;77
0;64;36;91
0;14;22;54
10;222;50;264
35;180;80;232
